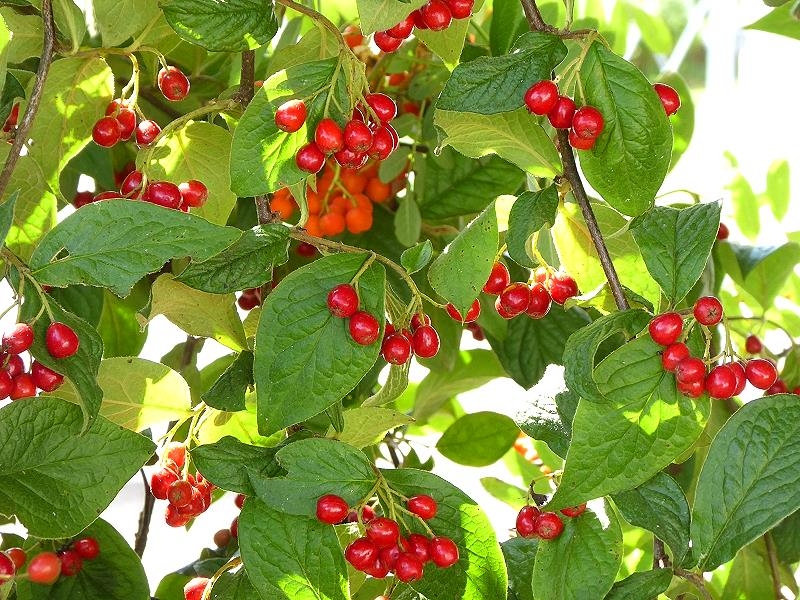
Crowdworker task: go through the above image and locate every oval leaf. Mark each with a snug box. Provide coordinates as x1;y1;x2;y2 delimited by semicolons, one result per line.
437;411;519;467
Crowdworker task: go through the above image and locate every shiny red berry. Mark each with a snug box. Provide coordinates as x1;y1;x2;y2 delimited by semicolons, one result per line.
499;283;531;317
693;296;723;326
648;312;683;346
179;180;208;208
661;342;690;372
0;371;11;400
144;181;183;210
168;479;193;507
534;512;564;539
568;128;596;150
381;333;412;364
547;95;576;129
334;147;368;170
572;106;604;139
705;365;737;399
184;577;209;600
446;0;474;19
30;361;63;392
412;325;440;358
516;505;541;538
344;120;373;153
654;83;681;116
421;0;452;30
407;495;438;519
327;284;359;318
10;373;36;400
549;273;579;305
158;66;190;102
115;107;137;141
730;361;747;396
274;99;307;133
366;93;398;122
315;118;344;154
27;552;61;585
429;537;459;567
165;503;190;527
526;283;552;319
121;170;144;197
386;15;415;39
92;117;121;147
58;550;82;576
366;517;400;548
560;503;586;518
0;551;15;584
345;537;379;571
4;354;23;378
3;323;33;354
316;494;350;524
745;358;778;390
410;313;431;331
295;142;326;173
717;223;729;240
745;335;762;354
675;357;706;384
394;553;424;582
349;311;380;345
445;299;481;323
524;81;559;116
374;31;404;53
136;120;161;146
72;537;100;560
6;548;26;570
367;125;396;160
150;468;179;500
767;379;789;395
403;533;431;563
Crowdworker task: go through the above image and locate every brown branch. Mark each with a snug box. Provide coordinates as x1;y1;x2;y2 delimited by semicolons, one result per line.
134;468;155;557
0;0;56;199
519;0;558;33
764;533;787;600
235;50;256;106
653;538;671;569
674;568;713;600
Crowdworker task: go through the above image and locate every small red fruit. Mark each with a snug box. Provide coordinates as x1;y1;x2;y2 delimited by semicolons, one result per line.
412;325;440;358
693;296;723;326
158;66;191;102
429;537;459;567
150;468;179;500
366;93;398;122
6;548;26;570
165;442;187;469
4;354;23;378
344;120;373;153
373;31;404;53
568;128;596;150
72;191;95;208
121;170;144;197
72;537;100;560
58;550;83;576
295;142;326;173
661;342;690;372
678;377;705;398
386;15;415;39
0;371;11;400
381;333;412;365
144;181;183;209
183;577;209;600
10;373;36;400
334;147;368;170
349;311;380;345
366;517;401;548
705;364;737;399
3;323;33;354
571;106;604;139
745;358;778;390
168;479;193;508
648;312;684;346
316;494;350;524
394;553;424;582
421;0;452;30
547;95;576;129
165;503;191;527
92;117;121;147
27;552;61;585
327;284;359;318
136;120;161;146
403;534;431;563
526;283;552;319
730;361;747;396
0;551;14;584
345;538;379;571
410;313;431;331
498;283;531;317
367;125;396;160
745;335;762;354
407;495;438;520
560;503;586;518
446;299;481;323
653;83;681;116
315;118;344;154
516;505;541;538
230;516;239;538
675;357;706;384
274;99;307;133
30;361;64;392
213;529;232;548
115;107;136;141
549;272;579;305
447;0;475;19
717;223;729;240
179;180;208;208
534;512;564;539
767;379;789;396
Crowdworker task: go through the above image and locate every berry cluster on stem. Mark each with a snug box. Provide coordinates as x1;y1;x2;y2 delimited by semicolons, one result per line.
374;0;475;52
150;442;217;527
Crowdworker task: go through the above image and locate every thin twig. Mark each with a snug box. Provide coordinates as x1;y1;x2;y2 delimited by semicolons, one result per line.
134;469;155;557
674;568;713;600
519;0;558;33
0;0;56;199
235;50;256;106
764;533;787;600
653;538;671;569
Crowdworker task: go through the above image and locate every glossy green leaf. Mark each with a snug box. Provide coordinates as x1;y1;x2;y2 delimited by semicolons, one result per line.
772;510;800;564
766;159;790;221
395;195;421;246
717;241;800;310
746;3;800;40
97;284;149;358
605;569;672;600
691;394;800;570
356;0;426;34
630;201;721;303
434;108;561;178
0;190;17;244
210;567;260;600
515;380;579;459
239;498;348;600
548;336;710;510
501;537;538;600
482;477;527;510
0;10;42;62
577;42;672;216
0;398;154;538
414;11;472;68
255;253;384;435
613;472;690;565
489;0;528;56
437;411;519;467
506;186;558;268
177;225;289;293
401;240;433;273
161;0;278;51
719;540;779;600
428;201;498;314
532;501;623;600
29;200;240;297
0;15;10;101
202;351;253;411
329;407;413;448
93;0;160;47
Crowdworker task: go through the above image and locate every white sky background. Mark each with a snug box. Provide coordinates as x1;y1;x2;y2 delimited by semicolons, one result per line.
0;0;799;594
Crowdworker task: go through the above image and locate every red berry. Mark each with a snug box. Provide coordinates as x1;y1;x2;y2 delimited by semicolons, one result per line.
677;378;704;398
58;550;82;576
410;313;431;331
184;577;209;600
412;325;440;358
315;118;344;154
295;142;325;173
0;551;15;584
407;495;438;520
366;93;398;122
92;117;121;147
516;505;541;537
366;517;400;548
705;365;737;399
10;373;36;400
745;335;762;354
121;170;144;197
94;191;122;202
374;31;404;53
316;494;350;524
767;379;789;396
547;95;576;129
445;299;481;323
165;442;186;469
297;242;317;257
144;181;183;210
345;538;379;571
661;342;690;372
394;553;424;582
6;548;25;570
177;486;206;516
386;15;415;39
572;106;604;139
30;361;63;392
3;323;33;354
151;468;179;500
421;0;452;30
349;311;380;345
168;479;193;507
158;66;190;102
381;333;412;365
27;552;61;585
115;108;136;141
165;503;191;527
693;296;723;326
534;266;551;284
675;357;706;384
568;128;596;150
379;544;400;569
4;354;23;378
235;493;246;509
179;180;208;208
0;371;10;400
364;557;390;579
327;284;359;318
745;358;778;390
334;147;368;170
717;223;729;240
412;9;429;29
494;297;516;319
346;504;376;523
2;103;19;132
72;538;100;560
560;503;586;518
429;537;459;567
403;533;431;563
549;272;579;305
344;120;373;153
274;99;307;133
499;283;531;317
367;125;396;160
534;512;564;539
136;120;161;146
72;191;95;208
730;361;747;396
648;312;684;346
230;516;239;537
446;0;474;19
526;283;552;319
653;83;681;116
213;528;232;548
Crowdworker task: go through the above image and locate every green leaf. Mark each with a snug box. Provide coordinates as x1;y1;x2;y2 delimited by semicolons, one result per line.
364;361;410;407
0;15;10;101
436;411;519;467
612;472;690;565
485;307;591;390
482;477;527;510
515;381;578;459
395;195;421;246
29;199;240;297
489;0;528;56
239;498;348;600
143;274;248;351
436;32;567;114
0;10;42;62
401;240;433;273
419;149;525;220
630;201;721;303
92;0;160;47
772;510;800;564
141;121;239;225
356;0;426;34
765;159;790;221
691;394;800;570
383;468;507;600
624;2;673;54
210;567;260;600
507;186;558;268
548;336;710;510
255;253;385;435
718;241;800;310
501;537;538;600
719;539;783;600
0;397;154;538
14;518;150;599
177;225;290;293
746;3;800;40
329;407;414;448
605;569;672;600
203;351;253;411
532;501;623;600
250;438;376;515
434;108;561;178
415;2;485;68
727;170;759;240
562;309;650;403
0;190;17;243
577;42;673;216
428;201;497;314
97;284;149;358
161;0;278;51
230;57;353;197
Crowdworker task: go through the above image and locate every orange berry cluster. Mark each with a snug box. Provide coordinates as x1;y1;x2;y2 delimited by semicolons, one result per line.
149;443;217;527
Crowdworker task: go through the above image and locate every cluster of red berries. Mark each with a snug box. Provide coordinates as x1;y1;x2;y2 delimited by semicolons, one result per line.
743;334;800;396
317;493;459;582
380;313;441;365
524;80;604;150
649;296;779;399
0;321;79;401
282;94;399;175
483;262;578;320
0;537;100;587
515;503;585;540
150;443;217;527
373;0;475;52
75;169;208;212
327;284;381;346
